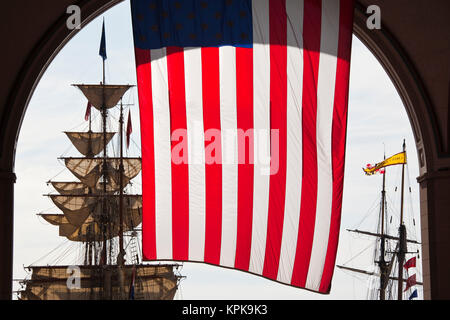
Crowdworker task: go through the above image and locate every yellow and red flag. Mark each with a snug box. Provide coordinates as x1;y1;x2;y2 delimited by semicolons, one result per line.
363;151;406;175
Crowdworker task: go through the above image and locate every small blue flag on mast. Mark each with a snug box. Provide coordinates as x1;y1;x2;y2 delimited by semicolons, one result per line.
409;289;418;300
99;19;107;60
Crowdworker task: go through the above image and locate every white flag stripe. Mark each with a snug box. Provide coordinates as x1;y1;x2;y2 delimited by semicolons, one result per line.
306;0;340;290
277;0;304;283
249;0;271;275
184;47;206;262
150;48;172;260
219;46;239;268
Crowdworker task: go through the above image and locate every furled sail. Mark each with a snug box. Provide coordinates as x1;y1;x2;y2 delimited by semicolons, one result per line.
40;213;99;241
63;158;142;192
65;220;101;242
59;222;86;239
49;195;98;226
50;182;90;195
73;84;133;110
39;213;89;239
39;214;130;242
45;195;142;241
39;213;69;226
19;265;180;300
99;157;141;192
65;132;116;157
113;196;142;233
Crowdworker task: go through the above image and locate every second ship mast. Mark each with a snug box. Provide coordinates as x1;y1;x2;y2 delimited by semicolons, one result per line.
337;141;421;299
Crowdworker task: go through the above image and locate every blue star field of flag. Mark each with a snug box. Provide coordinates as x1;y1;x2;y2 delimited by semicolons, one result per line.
131;0;253;49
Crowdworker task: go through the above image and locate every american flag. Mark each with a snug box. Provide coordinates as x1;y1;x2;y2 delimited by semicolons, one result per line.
131;0;354;293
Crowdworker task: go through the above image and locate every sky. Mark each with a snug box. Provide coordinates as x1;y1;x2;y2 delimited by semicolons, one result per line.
13;1;422;300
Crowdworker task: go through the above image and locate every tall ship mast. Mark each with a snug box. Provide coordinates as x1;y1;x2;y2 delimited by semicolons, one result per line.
337;140;422;300
17;20;183;300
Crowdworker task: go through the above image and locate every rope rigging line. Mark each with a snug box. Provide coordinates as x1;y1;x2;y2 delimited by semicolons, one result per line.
351;195;381;230
28;239;71;266
340;239;378;267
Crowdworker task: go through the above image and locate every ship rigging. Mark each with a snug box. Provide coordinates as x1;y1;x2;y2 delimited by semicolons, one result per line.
17;20;184;300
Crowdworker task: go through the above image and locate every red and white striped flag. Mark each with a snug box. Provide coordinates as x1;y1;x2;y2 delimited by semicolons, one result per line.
404;274;417;292
131;0;354;293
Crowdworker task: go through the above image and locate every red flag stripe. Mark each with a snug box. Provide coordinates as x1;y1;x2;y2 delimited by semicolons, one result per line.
134;48;156;260
263;0;288;280
166;46;189;261
276;0;304;283
201;47;223;265
319;0;354;293
291;0;322;287
234;47;255;271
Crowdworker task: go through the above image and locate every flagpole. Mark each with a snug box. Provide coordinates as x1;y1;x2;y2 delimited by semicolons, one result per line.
99;18;111;299
118;98;125;299
101;31;107;268
400;140;406;225
379;152;388;300
397;139;407;300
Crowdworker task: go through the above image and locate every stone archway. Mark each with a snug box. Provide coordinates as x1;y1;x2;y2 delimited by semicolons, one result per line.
1;1;449;299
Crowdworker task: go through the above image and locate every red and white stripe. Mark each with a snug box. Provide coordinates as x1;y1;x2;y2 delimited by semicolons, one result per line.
135;0;354;293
